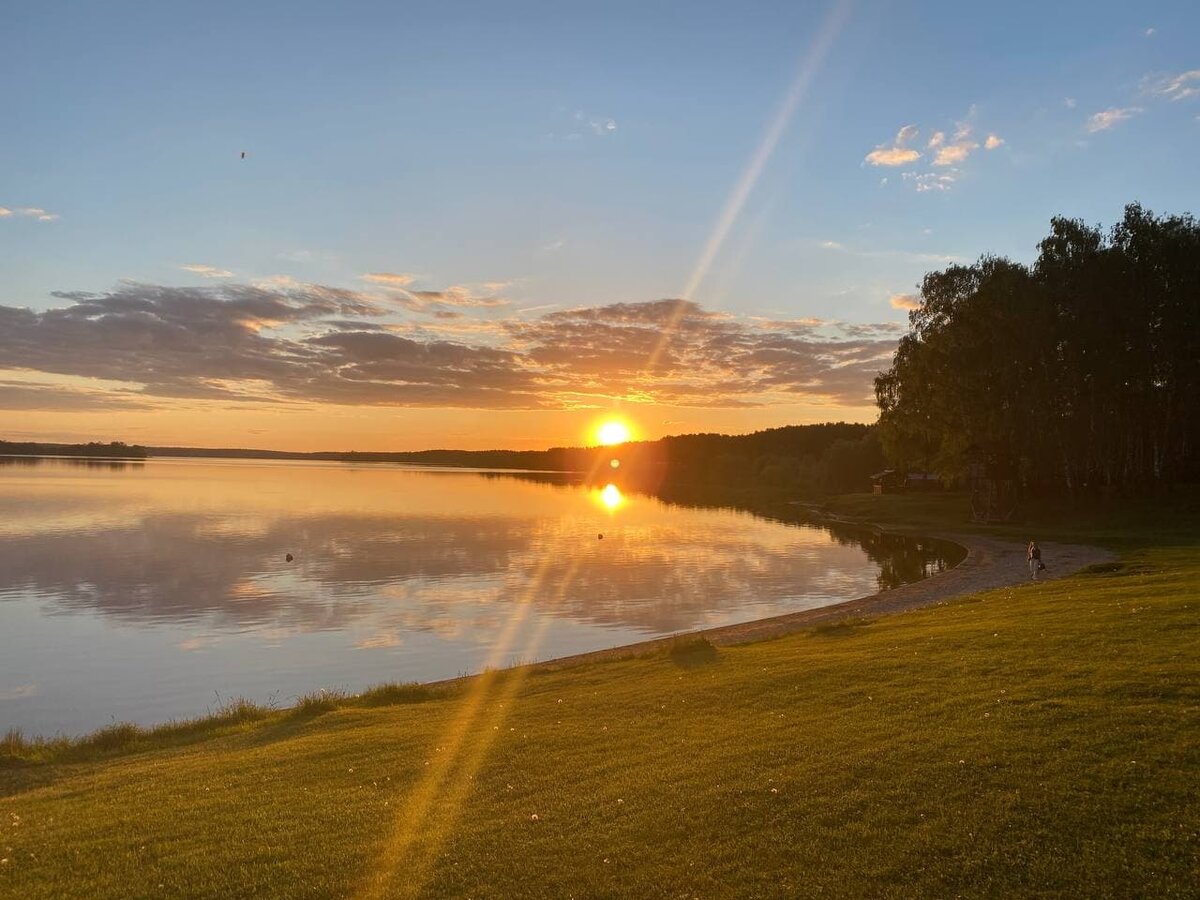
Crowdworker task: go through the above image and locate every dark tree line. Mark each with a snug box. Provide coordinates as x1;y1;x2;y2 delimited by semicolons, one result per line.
646;423;884;495
0;440;148;459
145;423;885;497
875;204;1200;496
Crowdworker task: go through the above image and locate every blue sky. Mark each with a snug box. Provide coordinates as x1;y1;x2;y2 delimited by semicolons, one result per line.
2;0;1197;448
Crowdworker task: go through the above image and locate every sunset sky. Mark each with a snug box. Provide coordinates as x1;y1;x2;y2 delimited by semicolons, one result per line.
3;0;1196;450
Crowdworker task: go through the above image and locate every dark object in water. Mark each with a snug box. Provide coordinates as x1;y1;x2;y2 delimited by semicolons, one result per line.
285;553;294;562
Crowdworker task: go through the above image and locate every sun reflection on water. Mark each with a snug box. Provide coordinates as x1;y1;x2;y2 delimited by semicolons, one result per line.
597;483;624;511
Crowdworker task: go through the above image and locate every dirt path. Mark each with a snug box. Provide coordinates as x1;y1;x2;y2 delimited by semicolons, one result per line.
525;532;1116;673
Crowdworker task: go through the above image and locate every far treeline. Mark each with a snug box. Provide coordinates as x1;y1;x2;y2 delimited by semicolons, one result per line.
4;429;884;497
876;204;1199;497
0;440;148;459
148;423;886;497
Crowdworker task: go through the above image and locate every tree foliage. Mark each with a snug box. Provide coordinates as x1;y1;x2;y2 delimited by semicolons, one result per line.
875;204;1200;495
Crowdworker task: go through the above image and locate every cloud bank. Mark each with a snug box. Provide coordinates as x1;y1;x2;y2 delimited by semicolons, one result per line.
0;282;902;413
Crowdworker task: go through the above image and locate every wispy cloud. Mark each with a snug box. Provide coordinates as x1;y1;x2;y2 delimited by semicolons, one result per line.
984;134;1005;150
0;380;152;411
1086;106;1143;132
1064;97;1077;109
588;117;618;135
814;241;963;264
1;206;58;222
1142;69;1200;102
181;264;234;279
572;109;618;135
1144;27;1156;37
864;124;922;167
408;285;511;309
552;108;619;141
355;274;515;313
361;272;417;287
0;683;38;700
903;170;959;192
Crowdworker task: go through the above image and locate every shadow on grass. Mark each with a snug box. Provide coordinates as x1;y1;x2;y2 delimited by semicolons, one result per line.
1076;560;1157;578
808;616;875;638
668;636;720;669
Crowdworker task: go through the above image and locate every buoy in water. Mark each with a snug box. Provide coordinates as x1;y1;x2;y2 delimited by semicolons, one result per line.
285;553;294;562
597;533;603;540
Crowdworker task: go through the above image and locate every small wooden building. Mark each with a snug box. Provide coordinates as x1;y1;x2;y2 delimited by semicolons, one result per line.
871;469;904;494
871;469;940;494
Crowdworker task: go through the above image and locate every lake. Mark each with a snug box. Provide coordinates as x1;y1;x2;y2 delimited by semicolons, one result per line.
0;457;961;736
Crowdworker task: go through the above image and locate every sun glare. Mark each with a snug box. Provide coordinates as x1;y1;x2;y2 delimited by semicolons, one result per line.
599;483;624;510
595;419;632;446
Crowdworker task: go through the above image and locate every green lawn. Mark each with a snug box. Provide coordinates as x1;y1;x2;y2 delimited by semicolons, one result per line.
2;507;1198;897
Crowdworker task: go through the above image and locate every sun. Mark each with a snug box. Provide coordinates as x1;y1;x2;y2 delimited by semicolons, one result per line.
595;419;632;446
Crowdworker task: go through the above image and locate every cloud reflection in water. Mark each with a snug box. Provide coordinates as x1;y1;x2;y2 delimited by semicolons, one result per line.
0;458;958;734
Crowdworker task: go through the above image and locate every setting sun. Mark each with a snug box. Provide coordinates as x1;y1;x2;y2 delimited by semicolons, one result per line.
595;419;632;446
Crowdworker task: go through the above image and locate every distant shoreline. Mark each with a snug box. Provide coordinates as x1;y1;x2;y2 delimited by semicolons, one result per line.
0;424;885;498
0;453;578;475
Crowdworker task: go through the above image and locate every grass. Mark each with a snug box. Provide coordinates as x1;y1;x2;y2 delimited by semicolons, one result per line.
1;501;1197;897
0;685;450;769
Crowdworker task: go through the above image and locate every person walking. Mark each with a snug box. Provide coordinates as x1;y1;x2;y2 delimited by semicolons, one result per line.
1027;541;1043;580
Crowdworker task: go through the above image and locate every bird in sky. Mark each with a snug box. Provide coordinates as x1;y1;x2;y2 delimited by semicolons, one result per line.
240;151;246;159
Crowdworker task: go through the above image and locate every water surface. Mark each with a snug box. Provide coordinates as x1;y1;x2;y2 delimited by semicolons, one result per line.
0;457;959;735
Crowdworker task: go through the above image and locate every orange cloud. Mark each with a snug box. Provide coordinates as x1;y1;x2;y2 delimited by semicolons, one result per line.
864;124;922;167
361;272;417;287
181;263;234;278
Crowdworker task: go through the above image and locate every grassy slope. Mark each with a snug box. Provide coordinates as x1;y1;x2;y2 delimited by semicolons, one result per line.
2;504;1198;898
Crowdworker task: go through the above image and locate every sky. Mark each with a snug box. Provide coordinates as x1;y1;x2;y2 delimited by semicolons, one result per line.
2;0;1197;451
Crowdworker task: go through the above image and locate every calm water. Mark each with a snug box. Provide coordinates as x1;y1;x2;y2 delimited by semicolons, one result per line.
0;457;960;736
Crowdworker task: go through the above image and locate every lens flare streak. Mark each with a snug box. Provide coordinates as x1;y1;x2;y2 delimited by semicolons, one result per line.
646;0;855;372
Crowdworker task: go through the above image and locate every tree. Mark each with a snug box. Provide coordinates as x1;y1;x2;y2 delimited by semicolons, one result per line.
876;204;1200;499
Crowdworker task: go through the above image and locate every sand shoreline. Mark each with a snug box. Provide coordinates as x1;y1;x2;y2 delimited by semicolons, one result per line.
497;528;1116;677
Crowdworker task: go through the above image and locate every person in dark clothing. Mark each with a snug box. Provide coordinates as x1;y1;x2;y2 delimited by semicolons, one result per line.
1027;541;1044;580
